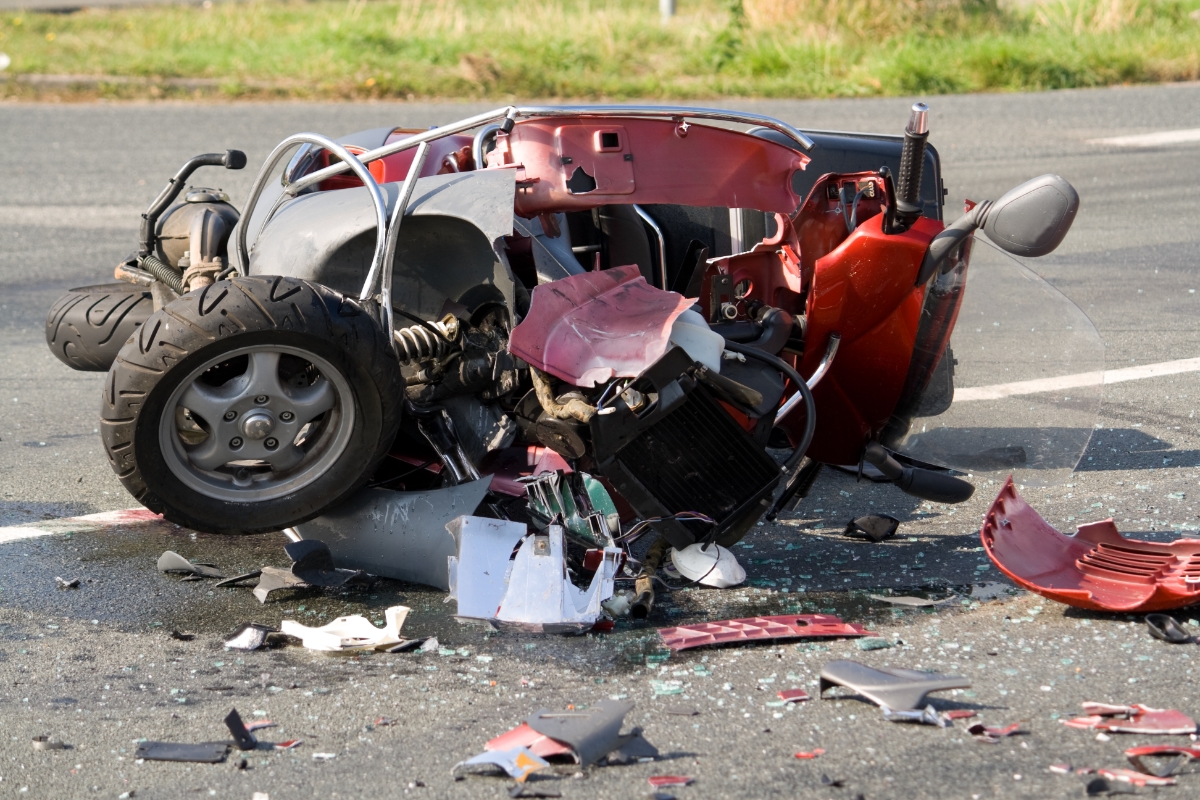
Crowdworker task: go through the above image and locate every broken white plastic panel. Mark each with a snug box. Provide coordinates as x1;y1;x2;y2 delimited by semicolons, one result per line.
668;309;724;373
669;542;746;588
280;605;409;651
496;524;621;633
447;515;528;621
452;746;549;782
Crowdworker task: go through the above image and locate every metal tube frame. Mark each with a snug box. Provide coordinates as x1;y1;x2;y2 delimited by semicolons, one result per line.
235;133;387;289
777;333;840;421
632;204;668;290
371;141;431;342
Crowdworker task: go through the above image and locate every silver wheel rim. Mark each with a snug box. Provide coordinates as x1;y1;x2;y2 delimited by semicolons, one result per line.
158;344;356;503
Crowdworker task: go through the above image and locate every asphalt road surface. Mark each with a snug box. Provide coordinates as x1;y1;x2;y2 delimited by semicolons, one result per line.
2;84;1200;799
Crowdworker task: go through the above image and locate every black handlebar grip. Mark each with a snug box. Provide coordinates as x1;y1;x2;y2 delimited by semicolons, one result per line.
223;150;247;170
894;103;930;225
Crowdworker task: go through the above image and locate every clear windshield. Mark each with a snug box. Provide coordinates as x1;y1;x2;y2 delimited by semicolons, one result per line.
886;237;1102;486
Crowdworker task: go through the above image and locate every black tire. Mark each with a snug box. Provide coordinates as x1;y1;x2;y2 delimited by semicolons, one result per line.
101;276;403;534
46;282;154;371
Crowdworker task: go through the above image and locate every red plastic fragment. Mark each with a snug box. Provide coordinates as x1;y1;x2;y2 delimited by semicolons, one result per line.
648;776;694;788
485;722;575;760
1097;767;1176;787
245;720;275;732
274;739;303;750
981;477;1200;612
794;749;825;759
944;710;977;721
1061;703;1197;735
778;688;810;703
968;722;1022;742
658;615;873;651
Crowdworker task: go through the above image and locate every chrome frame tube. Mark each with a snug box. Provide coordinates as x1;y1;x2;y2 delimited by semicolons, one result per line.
777;333;840;421
632;204;667;290
370;141;432;339
471;124;502;170
236;133;387;281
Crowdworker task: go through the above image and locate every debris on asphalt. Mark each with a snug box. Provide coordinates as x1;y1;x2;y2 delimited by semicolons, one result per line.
868;593;957;608
944;710;978;721
157;550;225;579
168;630;196;641
1146;613;1193;644
1085;776;1138;797
604;728;659;765
275;739;303;750
818;660;970;710
381;638;431;653
794;749;825;759
843;514;900;542
508;785;562;799
525;699;638;766
1125;745;1200;777
32;735;66;751
778;688;810;703
252;567;309;603
856;637;894;651
1062;703;1197;735
982;477;1200;612
312;752;338;761
224;708;259;751
284;539;369;588
214;570;263;588
453;746;549;782
668;542;746;588
658;615;873;651
281;606;410;651
54;576;80;589
967;722;1022;743
486;724;576;761
881;705;946;727
134;741;230;763
648;776;694;788
224;623;281;651
1097;767;1177;788
820;774;847;788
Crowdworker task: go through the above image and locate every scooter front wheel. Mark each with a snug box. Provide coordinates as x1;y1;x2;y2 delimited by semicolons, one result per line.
100;276;402;534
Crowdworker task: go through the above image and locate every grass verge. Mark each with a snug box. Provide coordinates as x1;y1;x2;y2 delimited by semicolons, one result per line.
1;0;1199;100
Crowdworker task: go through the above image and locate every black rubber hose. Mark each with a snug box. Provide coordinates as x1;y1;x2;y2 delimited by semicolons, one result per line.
140;253;184;294
721;341;815;474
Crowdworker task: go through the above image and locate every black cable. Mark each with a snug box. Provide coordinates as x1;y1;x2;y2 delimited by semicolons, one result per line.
720;341;816;473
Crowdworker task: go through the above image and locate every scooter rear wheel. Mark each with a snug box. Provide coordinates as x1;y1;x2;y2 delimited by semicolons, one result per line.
45;282;153;371
100;276;403;534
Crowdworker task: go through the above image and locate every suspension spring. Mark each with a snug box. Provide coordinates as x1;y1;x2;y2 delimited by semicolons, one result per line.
394;321;453;363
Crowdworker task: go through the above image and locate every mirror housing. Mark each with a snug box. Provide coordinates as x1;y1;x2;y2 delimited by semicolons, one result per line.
982;173;1078;258
917;174;1078;284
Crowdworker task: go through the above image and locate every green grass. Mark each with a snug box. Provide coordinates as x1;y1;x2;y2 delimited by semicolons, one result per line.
1;0;1198;99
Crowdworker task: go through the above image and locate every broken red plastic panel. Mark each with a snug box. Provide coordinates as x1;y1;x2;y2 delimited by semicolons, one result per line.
778;688;810;703
1062;703;1197;735
1126;745;1200;778
1097;767;1176;788
486;722;575;760
659;615;874;651
981;477;1200;612
944;710;977;721
508;265;696;387
648;776;694;788
968;722;1022;743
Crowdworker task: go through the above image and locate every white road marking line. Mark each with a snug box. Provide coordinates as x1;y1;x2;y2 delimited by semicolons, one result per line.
1088;128;1200;148
0;508;163;544
955;356;1200;402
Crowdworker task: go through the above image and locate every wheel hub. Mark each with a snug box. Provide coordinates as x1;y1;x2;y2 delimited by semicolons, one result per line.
240;410;275;440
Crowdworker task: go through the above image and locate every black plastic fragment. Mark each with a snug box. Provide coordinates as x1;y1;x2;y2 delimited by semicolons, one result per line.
526;699;633;766
821;774;847;788
134;741;229;763
284;539;366;587
215;570;263;588
844;515;900;543
1146;614;1193;644
1086;777;1136;796
224;708;258;751
169;630;196;641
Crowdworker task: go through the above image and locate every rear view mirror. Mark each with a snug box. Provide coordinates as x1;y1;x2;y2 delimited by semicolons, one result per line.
981;174;1079;258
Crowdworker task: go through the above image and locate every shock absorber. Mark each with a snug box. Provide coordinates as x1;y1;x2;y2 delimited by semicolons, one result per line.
393;316;457;363
894;102;929;232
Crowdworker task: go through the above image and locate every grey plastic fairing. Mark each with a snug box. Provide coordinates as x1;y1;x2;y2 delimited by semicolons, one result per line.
512;212;586;283
291;478;492;591
752;128;943;221
247;170;520;321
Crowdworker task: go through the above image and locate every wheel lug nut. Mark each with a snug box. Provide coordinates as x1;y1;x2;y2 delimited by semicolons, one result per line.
230;437;244;449
280;411;294;422
223;410;237;421
264;438;278;450
254;395;269;404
